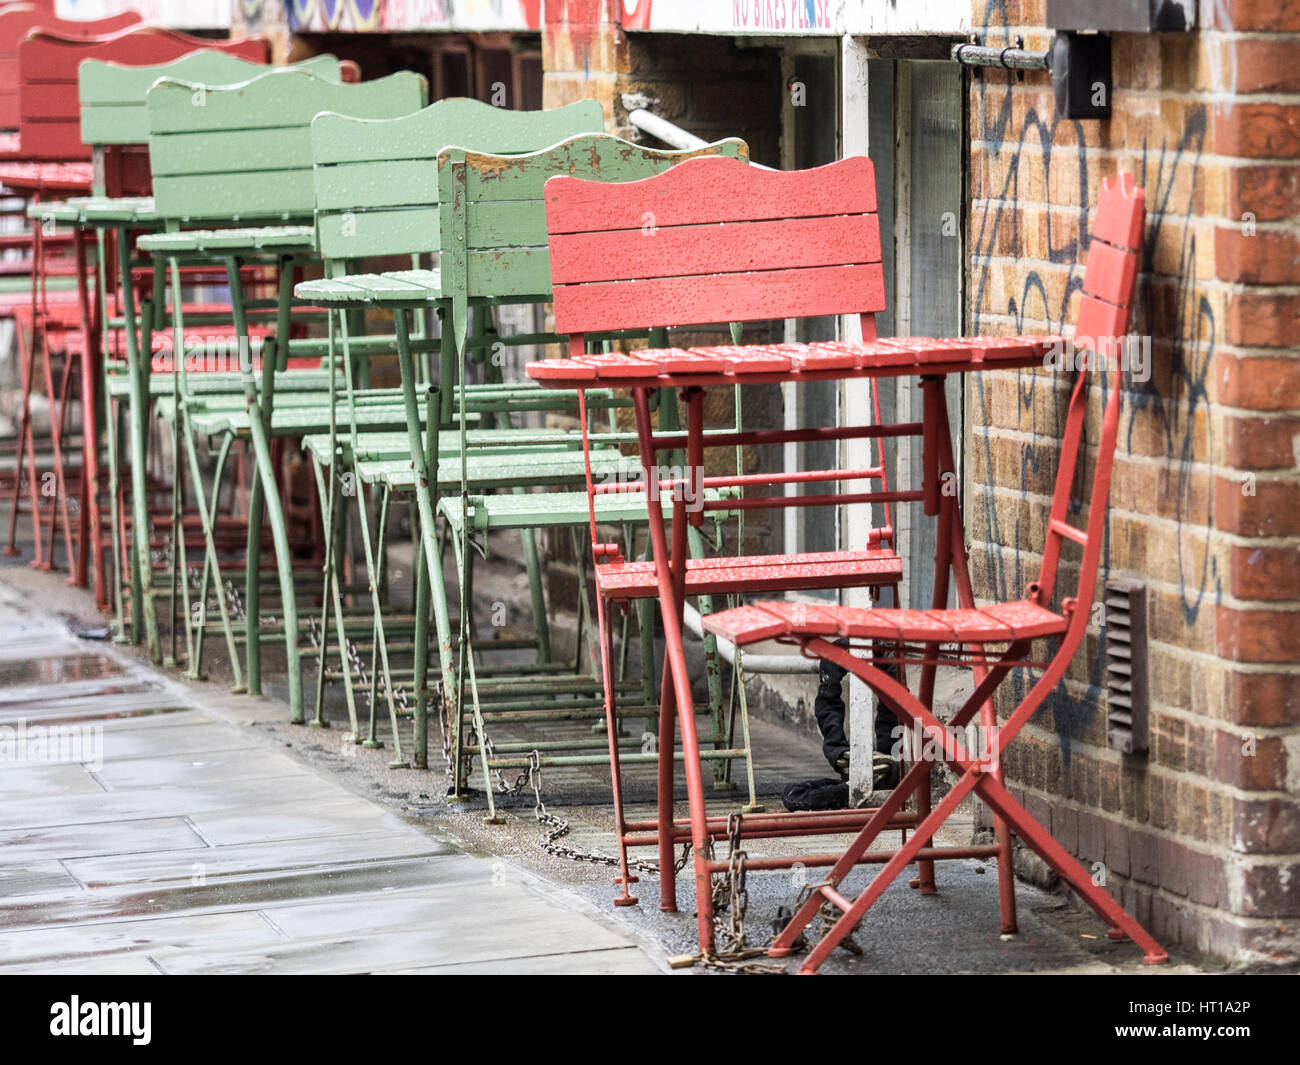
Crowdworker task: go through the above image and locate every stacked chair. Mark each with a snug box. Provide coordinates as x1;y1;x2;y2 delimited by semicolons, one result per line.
0;10;1168;972
293;108;753;808
0;4;143;569
6;28;271;611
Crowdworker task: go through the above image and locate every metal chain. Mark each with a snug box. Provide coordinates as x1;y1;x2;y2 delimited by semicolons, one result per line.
527;751;661;874
695;814;785;974
223;578;246;621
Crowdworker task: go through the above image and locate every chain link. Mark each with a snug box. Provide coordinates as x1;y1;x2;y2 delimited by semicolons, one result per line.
527;750;662;874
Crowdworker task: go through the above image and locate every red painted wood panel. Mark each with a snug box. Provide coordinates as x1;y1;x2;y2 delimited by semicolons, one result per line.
0;8;141;129
1081;239;1138;306
552;262;887;335
1091;172;1145;251
1073;294;1130;348
548;212;882;284
697;605;792;645
18;29;267;160
544;154;877;234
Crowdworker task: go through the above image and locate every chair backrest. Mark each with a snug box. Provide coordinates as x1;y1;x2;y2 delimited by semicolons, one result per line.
545;154;883;341
146;68;427;225
312;97;603;262
81;51;337;148
442;132;749;353
19;28;268;160
1036;172;1145;613
0;4;141;129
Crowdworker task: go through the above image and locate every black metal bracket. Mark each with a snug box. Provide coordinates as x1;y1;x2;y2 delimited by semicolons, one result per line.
952;31;1112;120
1050;31;1112;119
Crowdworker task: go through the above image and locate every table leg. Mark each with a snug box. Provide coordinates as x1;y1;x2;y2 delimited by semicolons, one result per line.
935;399;1018;934
631;386;714;953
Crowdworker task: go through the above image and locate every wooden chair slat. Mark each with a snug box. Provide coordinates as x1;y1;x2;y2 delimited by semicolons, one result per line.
1080;239;1139;306
18;28;267;160
0;8;143;129
146;69;427;224
545;154;877;233
310;100;603;261
554;262;886;335
550;212;881;285
80;52;336;146
1091;171;1145;250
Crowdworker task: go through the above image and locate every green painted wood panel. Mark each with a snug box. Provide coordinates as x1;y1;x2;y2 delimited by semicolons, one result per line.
80;53;340;146
310;97;603;166
146;68;426;222
309;98;602;262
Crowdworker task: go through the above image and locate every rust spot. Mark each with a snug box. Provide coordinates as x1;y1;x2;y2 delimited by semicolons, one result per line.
467;150;530;180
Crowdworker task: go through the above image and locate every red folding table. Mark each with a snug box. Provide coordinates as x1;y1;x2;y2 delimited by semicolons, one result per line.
527;156;1166;971
530;333;1062;952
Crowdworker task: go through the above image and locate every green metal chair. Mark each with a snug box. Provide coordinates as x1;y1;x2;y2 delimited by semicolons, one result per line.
132;67;427;721
296;130;751;818
295;98;608;764
68;52;345;659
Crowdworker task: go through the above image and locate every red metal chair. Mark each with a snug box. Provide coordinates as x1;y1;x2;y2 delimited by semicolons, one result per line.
539;156;966;917
0;4;141;138
701;172;1166;971
1;26;267;581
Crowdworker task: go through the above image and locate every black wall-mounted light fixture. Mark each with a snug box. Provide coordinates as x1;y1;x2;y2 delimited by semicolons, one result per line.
953;0;1194;120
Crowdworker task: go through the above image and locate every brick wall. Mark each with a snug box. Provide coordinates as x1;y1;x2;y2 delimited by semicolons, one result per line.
969;0;1299;962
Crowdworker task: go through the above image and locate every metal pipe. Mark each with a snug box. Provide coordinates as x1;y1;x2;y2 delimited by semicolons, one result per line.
951;41;1049;72
681;600;817;673
625;108;708;151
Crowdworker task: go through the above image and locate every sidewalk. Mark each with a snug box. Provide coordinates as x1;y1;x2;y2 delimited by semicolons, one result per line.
0;580;663;975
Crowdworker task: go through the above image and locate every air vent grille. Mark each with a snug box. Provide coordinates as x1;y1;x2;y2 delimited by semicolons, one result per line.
1105;578;1148;756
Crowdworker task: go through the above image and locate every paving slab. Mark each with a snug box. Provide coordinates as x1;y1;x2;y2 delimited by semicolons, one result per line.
0;582;665;975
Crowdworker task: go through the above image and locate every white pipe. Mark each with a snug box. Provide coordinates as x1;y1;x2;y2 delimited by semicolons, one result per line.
681;602;817;674
626;108;708;151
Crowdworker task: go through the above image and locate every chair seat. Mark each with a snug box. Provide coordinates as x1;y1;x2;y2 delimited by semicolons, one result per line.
528;336;1064;386
295;268;442;306
598;548;902;602
138;225;316;255
702;599;1068;645
28;196;158;226
441;489;730;533
357;447;636;491
300;428;582;463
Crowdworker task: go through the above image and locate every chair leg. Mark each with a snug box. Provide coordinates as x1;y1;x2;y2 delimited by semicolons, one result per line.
976;777;1167;963
75;228;102;600
187;431;241;687
597;592;638;906
3;314;33;558
392;311;456;783
106;394;127;640
310;454;358;737
411;500;430;766
227;256;303;721
118;228;160;661
801;772;980;974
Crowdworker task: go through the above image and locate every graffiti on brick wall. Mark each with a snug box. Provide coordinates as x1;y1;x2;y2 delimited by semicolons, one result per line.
969;3;1220;763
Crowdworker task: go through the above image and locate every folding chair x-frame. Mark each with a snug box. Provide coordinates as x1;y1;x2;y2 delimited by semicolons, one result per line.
703;173;1168;973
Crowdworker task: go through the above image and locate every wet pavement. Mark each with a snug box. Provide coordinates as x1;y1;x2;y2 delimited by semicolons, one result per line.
0;580;663;974
0;546;1210;977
